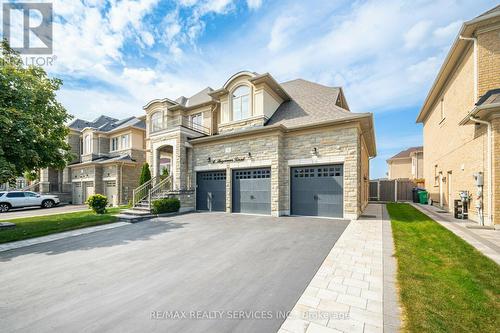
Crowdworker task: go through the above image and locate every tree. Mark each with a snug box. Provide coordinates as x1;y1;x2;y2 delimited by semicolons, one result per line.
139;163;152;185
0;40;73;183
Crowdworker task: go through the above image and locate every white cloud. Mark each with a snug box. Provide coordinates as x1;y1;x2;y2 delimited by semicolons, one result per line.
404;20;433;49
433;20;462;41
247;0;263;10
267;15;298;51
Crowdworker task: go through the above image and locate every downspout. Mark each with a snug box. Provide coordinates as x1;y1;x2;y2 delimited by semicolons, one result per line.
459;35;478;102
471;116;492;225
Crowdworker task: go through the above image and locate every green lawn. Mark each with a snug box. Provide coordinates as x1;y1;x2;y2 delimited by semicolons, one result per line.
387;203;500;333
0;207;122;244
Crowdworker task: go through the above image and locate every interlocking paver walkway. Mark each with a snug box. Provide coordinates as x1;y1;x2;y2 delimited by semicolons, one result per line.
279;204;401;333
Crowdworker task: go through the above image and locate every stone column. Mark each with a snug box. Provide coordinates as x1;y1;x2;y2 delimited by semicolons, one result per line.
39;168;50;193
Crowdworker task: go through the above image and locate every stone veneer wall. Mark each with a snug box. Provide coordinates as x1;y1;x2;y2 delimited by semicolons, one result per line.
217;116;266;134
192;125;362;218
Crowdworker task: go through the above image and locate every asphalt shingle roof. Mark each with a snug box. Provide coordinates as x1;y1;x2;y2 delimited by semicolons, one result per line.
476;88;500;107
388;146;423;160
68;115;145;132
266;79;356;127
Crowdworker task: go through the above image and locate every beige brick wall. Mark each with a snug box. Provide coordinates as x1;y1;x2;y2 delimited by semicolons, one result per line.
191;125;363;218
478;27;500;97
388;159;412;180
422;45;492;223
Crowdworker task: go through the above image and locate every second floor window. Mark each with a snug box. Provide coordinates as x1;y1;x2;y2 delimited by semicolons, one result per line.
84;135;91;154
232;86;250;121
110;137;119;151
121;134;130;149
191;113;202;131
151;112;163;132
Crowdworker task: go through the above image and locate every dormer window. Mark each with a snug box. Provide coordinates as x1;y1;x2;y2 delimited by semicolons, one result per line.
151;112;163;132
232;86;250;121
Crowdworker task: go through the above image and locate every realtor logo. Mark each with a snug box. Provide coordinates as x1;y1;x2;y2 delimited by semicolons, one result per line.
2;2;53;54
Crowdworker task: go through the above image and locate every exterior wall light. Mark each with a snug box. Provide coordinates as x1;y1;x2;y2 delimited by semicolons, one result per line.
247;152;252;158
207;157;211;162
311;147;318;156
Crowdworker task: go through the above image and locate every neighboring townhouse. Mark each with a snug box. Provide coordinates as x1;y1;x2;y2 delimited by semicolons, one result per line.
40;115;146;205
416;5;500;225
387;147;423;180
142;71;376;219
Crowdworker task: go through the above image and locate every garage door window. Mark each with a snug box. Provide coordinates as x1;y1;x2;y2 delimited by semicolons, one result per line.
200;172;226;181
235;169;270;179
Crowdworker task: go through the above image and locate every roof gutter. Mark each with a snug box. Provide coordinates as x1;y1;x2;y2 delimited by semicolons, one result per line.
459;35;478;102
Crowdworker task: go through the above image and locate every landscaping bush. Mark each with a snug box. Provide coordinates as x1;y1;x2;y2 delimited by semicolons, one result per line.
86;194;108;214
139;163;152;185
151;197;180;214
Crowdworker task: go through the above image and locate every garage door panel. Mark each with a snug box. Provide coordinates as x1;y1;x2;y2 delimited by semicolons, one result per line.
232;168;271;215
196;171;226;211
291;165;343;218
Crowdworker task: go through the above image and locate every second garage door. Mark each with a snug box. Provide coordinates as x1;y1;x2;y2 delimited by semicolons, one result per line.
232;168;271;215
291;165;344;218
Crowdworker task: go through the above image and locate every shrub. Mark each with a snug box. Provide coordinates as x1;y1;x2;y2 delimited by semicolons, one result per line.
139;163;152;185
86;194;108;214
151;197;180;214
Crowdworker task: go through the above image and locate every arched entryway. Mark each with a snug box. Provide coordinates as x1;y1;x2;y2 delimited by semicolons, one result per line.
156;145;173;178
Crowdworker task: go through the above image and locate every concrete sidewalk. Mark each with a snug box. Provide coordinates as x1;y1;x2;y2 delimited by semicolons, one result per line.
278;204;401;333
0;205;89;221
412;203;500;265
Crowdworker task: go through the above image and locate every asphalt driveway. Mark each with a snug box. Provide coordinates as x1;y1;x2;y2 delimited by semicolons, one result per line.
0;213;349;333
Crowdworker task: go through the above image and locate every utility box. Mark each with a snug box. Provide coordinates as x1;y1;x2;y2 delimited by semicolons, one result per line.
473;172;484;186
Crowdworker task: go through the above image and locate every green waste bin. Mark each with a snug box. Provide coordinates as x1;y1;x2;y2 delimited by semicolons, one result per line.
418;191;428;204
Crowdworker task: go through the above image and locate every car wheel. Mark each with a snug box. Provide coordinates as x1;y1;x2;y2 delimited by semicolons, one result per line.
42;200;55;208
0;203;10;213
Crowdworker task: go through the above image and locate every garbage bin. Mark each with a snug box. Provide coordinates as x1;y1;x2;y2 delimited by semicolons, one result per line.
412;188;425;203
418;191;428;204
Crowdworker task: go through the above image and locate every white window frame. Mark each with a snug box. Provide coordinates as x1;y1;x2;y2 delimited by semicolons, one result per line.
84;134;92;154
190;112;203;131
151;111;163;132
121;134;130;149
110;137;119;151
231;85;250;121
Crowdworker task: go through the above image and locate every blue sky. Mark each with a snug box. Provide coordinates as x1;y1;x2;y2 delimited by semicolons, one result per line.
4;0;498;178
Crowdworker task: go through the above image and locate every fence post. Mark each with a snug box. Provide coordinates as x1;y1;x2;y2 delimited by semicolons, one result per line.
394;180;398;202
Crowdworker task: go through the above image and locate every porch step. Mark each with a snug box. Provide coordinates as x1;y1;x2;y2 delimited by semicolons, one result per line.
121;209;152;216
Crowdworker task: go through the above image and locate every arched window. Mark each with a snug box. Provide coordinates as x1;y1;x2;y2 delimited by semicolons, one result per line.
232;86;250;121
84;135;91;154
151;112;163;132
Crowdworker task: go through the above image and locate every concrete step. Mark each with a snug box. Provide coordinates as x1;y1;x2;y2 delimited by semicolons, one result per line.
121;209;151;215
115;213;153;223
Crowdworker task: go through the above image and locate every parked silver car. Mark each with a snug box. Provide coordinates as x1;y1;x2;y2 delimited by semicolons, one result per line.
0;191;60;213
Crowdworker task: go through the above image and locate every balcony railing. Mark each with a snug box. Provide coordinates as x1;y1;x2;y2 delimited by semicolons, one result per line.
152;116;211;135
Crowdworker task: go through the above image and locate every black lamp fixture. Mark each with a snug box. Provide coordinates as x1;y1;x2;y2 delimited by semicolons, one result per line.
207;157;211;162
311;147;318;156
247;152;252;158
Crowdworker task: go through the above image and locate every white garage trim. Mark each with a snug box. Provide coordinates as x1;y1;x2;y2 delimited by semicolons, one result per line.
195;159;272;172
287;156;345;167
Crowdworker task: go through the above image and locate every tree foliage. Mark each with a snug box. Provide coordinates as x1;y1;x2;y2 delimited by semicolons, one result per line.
0;40;73;183
139;163;152;185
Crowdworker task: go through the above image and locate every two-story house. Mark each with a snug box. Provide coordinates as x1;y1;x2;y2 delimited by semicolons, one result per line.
387;147;424;181
39;115;146;205
142;71;376;219
416;5;500;225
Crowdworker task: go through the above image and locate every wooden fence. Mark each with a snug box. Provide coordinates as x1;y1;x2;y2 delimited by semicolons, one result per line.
369;179;416;202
